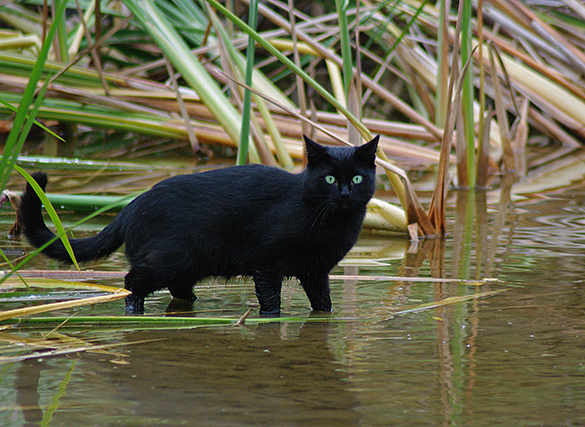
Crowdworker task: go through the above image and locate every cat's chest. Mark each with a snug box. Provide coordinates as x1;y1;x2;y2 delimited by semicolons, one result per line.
292;209;364;250
276;218;361;275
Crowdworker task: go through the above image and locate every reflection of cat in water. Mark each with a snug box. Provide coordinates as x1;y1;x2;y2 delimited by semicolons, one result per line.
110;323;361;427
18;136;379;315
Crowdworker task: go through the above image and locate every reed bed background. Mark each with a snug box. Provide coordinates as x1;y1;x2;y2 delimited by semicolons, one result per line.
0;0;584;354
1;0;584;233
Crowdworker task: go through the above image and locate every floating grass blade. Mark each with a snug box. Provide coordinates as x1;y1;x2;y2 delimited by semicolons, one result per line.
386;290;506;318
4;314;347;330
0;338;143;364
0;277;128;293
0;289;131;321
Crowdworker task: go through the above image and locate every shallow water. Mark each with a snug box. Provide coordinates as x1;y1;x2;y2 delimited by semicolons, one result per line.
1;184;585;426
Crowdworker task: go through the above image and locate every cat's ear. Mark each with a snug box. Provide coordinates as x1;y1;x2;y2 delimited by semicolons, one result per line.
354;135;379;165
304;135;330;164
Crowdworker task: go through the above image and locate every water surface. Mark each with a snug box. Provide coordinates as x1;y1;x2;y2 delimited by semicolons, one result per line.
1;185;585;426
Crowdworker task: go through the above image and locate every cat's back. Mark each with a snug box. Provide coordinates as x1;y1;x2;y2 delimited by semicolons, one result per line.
133;164;301;218
158;164;298;196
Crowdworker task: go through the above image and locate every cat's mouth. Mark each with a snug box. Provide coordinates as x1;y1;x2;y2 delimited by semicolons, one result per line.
335;199;354;211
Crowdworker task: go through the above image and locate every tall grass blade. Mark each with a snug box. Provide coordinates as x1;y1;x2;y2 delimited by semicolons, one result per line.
0;187;137;286
335;0;353;97
54;0;69;63
513;97;529;176
237;0;259;165
460;0;476;187
476;106;492;188
164;57;200;152
123;0;252;152
14;165;80;270
204;0;370;140
0;0;68;192
435;0;450;128
429;45;477;235
476;0;487;183
287;0;309;137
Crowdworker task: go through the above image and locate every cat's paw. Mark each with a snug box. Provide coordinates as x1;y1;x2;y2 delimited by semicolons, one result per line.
310;307;333;316
259;308;281;318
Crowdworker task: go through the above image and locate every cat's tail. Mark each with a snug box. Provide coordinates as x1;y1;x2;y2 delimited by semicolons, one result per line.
18;172;126;264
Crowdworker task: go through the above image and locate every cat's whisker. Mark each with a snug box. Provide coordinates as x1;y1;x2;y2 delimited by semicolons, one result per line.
306;199;333;235
310;206;328;235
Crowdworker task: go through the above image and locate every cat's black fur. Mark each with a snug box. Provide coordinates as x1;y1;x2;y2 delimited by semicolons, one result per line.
18;136;379;314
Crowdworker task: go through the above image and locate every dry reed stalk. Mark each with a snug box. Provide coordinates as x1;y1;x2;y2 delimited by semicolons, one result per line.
476;106;492;188
329;275;496;283
527;109;580;148
488;43;515;172
249;0;444;140
512;97;529;176
0;288;130;321
0;270;126;279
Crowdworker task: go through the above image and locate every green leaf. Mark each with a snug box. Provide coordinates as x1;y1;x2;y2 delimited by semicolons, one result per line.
0;97;64;142
0;0;69;192
13;164;80;270
123;0;258;161
204;0;371;141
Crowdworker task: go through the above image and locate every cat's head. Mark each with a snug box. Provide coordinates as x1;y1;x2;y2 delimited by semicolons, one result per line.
303;136;379;212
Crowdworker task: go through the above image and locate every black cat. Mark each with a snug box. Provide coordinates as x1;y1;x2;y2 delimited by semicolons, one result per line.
18;136;379;315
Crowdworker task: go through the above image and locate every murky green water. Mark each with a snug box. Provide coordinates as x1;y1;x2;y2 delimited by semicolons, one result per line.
1;183;585;426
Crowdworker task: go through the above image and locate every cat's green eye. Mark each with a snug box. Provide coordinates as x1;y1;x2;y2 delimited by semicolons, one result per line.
325;175;336;184
352;175;363;184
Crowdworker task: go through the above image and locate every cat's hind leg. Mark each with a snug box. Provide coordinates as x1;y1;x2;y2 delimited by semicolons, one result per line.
168;284;197;302
166;279;198;312
125;268;198;314
166;268;199;302
123;265;162;314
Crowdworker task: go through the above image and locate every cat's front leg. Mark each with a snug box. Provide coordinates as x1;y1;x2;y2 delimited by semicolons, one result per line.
301;273;332;313
253;271;283;316
125;293;145;314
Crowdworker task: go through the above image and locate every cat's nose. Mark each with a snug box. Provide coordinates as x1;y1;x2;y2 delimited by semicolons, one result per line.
340;185;351;198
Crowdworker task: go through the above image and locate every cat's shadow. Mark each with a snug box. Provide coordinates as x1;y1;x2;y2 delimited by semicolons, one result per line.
164;297;195;314
163;298;332;318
